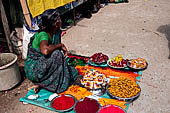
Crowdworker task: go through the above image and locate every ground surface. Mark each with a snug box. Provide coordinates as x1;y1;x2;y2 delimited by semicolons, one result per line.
0;0;170;113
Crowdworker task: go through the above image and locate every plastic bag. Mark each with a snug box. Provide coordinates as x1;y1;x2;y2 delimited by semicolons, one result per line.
22;25;35;59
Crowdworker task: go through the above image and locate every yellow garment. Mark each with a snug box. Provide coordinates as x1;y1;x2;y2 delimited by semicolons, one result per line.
27;0;75;17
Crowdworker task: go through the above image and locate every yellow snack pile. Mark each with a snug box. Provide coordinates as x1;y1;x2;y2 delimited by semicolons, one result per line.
108;77;140;98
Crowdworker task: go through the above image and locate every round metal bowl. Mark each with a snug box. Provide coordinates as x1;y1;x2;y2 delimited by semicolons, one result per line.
127;60;148;71
106;85;141;104
74;97;101;113
51;94;77;112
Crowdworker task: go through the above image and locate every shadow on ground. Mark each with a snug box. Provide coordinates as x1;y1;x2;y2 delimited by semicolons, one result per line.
157;23;170;59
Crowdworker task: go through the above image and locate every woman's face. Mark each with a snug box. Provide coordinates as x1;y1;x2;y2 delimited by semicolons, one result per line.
51;18;62;34
55;17;62;29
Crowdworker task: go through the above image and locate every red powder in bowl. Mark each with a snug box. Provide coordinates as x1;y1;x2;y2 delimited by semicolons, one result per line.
75;97;100;113
52;94;75;110
99;105;125;113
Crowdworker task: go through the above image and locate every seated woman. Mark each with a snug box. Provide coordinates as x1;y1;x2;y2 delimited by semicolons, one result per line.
24;10;78;94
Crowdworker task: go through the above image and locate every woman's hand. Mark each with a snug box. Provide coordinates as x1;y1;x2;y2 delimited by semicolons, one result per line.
61;43;68;57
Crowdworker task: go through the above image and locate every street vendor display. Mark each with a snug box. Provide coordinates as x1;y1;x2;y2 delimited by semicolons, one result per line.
20;53;148;113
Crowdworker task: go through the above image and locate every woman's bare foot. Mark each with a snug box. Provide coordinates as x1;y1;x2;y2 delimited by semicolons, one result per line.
34;85;40;94
28;85;40;93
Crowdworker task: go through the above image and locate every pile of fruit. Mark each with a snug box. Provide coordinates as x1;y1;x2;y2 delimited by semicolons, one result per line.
108;77;141;98
108;55;129;68
128;57;147;69
90;53;109;64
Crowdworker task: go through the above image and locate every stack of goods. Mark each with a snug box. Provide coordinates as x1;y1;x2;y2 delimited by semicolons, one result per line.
98;98;127;110
128;57;147;69
90;53;109;64
108;55;129;68
107;77;141;98
75;97;100;113
60;85;93;100
51;94;75;111
81;69;108;90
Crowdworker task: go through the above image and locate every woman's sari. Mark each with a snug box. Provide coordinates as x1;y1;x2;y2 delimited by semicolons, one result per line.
24;33;78;93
